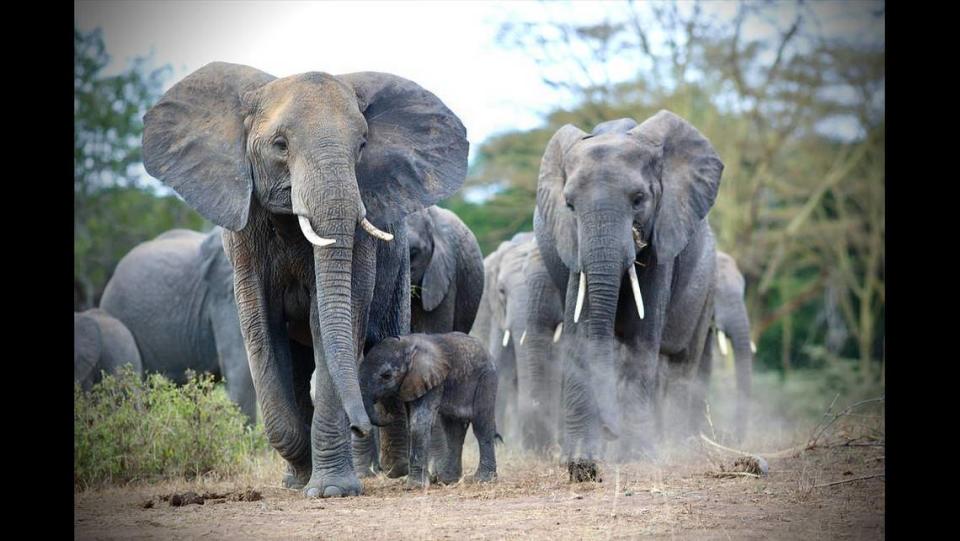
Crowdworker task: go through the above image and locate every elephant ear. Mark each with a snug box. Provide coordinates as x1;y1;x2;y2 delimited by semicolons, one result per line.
420;207;455;311
536;124;589;271
397;339;448;402
591;117;638;135
74;313;101;385
142;62;276;231
337;72;469;227
629;110;723;261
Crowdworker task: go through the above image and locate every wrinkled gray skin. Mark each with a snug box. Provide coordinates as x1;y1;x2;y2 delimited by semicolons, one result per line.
713;250;753;441
141;62;468;498
74;309;143;390
100;228;255;423
359;333;498;488
533;112;723;477
470;232;533;443
351;205;484;478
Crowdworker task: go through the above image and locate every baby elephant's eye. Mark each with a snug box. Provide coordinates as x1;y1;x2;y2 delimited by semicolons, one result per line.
380;371;392;380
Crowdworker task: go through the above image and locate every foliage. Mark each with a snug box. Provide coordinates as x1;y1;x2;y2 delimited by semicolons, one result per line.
458;1;884;374
75;28;208;310
74;367;270;489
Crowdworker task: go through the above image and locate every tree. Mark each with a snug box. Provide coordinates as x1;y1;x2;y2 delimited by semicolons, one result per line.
75;28;207;309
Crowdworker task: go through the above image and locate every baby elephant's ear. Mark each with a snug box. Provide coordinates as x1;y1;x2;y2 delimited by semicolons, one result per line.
397;340;449;402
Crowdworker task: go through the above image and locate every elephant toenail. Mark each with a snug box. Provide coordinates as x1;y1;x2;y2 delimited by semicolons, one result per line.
306;487;320;498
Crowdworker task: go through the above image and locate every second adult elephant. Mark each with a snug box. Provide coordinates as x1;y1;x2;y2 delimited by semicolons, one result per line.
99;228;256;423
534;112;724;477
714;250;754;441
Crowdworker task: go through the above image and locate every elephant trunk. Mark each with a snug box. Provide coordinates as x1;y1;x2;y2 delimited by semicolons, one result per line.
294;158;372;439
578;212;633;441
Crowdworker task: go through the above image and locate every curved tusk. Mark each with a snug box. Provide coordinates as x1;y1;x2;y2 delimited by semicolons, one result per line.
750;341;757;354
717;330;729;356
502;329;511;347
298;216;336;247
627;264;645;319
360;217;394;242
573;272;586;323
519;330;527;345
553;322;563;343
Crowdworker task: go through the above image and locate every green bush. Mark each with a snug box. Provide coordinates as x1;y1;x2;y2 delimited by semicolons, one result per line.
74;367;269;489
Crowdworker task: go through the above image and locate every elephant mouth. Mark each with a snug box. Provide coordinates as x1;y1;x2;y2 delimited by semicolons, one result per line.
632;223;648;258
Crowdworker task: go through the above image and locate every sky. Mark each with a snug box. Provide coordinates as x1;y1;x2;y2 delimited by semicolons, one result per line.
75;1;883;197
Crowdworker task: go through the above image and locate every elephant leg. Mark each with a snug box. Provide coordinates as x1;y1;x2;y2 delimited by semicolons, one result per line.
229;242;311;489
438;415;468;485
472;369;498;482
428;417;447;481
351;421;380;478
405;391;441;489
615;343;660;462
212;302;258;425
378;397;410;478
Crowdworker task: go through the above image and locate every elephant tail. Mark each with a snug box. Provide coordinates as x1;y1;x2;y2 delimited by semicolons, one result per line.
495;432;504;444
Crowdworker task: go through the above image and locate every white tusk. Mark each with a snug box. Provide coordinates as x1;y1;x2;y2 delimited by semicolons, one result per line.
519;330;527;345
502;329;511;347
298;216;336;247
717;330;729;356
627;264;645;319
553;322;563;343
573;272;586;323
360;218;394;242
750;341;757;354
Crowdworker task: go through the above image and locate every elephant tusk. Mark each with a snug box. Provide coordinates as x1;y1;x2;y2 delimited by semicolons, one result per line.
519;330;527;345
298;216;336;247
717;330;729;356
502;329;511;347
627;264;645;319
360;217;394;242
751;341;757;354
574;272;586;323
553;322;563;343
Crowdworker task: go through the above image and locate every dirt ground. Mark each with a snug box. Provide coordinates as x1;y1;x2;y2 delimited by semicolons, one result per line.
75;440;884;540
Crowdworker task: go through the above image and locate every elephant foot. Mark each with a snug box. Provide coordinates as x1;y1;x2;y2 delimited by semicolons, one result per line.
303;471;363;498
282;462;312;490
435;472;461;485
403;475;429;490
354;464;378;478
471;470;497;483
383;461;409;479
567;459;602;483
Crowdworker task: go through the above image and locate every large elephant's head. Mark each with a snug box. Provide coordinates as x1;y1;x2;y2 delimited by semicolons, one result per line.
495;238;536;348
535;111;723;437
142;62;468;437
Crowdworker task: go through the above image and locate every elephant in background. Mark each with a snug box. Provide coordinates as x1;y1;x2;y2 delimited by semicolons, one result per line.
74;308;143;391
533;112;724;477
142;62;468;498
470;232;533;442
713;250;754;441
99;227;256;423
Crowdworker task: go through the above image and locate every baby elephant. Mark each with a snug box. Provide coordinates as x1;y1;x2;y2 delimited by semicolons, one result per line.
360;332;498;488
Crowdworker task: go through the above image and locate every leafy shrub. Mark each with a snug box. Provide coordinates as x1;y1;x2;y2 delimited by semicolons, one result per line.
74;366;269;489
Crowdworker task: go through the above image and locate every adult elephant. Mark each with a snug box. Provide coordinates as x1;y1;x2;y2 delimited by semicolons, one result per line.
351;205;484;478
100;228;255;423
471;232;533;442
533;112;724;478
74;309;143;391
713;250;754;442
141;62;468;498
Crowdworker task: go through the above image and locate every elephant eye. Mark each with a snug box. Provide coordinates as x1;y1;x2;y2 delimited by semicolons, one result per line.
380;371;392;380
565;200;575;212
273;136;288;153
632;192;645;208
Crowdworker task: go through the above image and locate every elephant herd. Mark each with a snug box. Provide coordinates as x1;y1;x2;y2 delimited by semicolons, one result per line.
74;61;756;498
